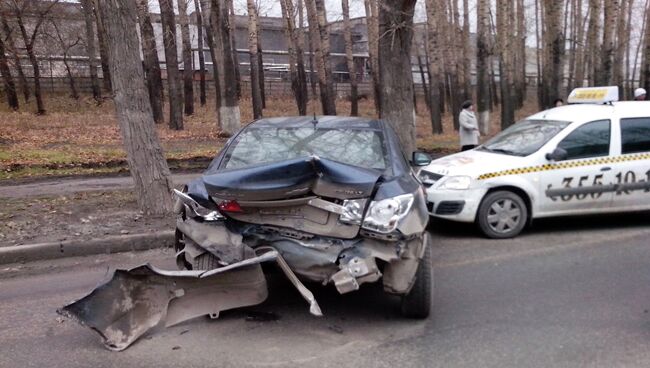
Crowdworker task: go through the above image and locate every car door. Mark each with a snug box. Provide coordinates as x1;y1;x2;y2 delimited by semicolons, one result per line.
609;117;650;210
538;119;616;216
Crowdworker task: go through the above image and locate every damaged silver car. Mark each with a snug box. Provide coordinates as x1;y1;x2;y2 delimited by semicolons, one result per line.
59;116;433;351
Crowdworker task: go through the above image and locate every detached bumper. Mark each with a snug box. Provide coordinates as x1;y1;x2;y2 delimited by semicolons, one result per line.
424;187;487;223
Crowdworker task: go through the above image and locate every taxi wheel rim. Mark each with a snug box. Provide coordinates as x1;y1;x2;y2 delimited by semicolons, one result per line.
486;199;521;234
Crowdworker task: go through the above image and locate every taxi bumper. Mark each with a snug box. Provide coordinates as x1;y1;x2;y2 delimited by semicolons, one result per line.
423;187;487;223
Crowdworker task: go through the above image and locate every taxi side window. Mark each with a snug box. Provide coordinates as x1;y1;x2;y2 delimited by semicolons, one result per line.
557;120;611;160
620;117;650;154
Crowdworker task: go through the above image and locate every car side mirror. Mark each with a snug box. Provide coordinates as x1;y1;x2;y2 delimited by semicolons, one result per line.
412;151;432;166
545;147;568;161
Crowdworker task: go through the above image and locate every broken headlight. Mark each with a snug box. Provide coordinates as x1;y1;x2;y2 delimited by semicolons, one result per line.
173;189;224;221
361;193;414;234
339;198;368;225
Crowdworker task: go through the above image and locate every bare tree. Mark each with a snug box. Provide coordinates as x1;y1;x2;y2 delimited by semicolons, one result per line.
425;0;443;134
613;0;628;96
279;0;308;115
599;0;619;85
159;0;184;130
247;0;263;118
194;0;207;106
364;0;380;114
80;0;102;102
462;0;472;100
49;20;81;100
541;0;564;108
305;0;336;114
0;13;29;102
573;0;588;88
341;0;358;116
585;0;601;85
199;0;222;123
378;0;418;156
211;0;241;134
640;2;650;91
9;0;60;114
178;0;194;115
136;0;164;124
256;19;266;108
476;0;490;134
92;0;111;92
98;0;174;216
0;26;18;110
497;0;515;127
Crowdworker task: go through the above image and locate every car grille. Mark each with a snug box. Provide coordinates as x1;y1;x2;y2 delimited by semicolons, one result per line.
435;201;465;215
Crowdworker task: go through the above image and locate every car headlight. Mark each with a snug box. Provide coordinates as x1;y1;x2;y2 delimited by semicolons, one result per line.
339;198;367;225
437;176;472;190
418;170;438;186
362;194;414;234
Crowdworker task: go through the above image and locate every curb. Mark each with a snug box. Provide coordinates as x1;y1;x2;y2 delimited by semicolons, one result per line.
0;231;175;265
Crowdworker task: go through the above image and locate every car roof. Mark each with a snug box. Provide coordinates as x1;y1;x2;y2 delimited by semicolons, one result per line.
527;101;650;123
249;115;384;130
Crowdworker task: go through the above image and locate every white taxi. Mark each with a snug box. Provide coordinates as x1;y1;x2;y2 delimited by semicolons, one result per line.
418;86;650;238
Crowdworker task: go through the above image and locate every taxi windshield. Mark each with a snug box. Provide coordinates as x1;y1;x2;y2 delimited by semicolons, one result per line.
478;119;570;156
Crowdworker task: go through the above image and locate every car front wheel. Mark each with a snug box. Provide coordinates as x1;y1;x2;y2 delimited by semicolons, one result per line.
477;190;528;239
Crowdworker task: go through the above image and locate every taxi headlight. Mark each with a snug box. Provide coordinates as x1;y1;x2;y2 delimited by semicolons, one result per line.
438;176;472;190
418;170;438;186
362;194;414;233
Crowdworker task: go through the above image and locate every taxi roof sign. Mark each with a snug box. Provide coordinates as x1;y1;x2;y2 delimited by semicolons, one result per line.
567;86;619;104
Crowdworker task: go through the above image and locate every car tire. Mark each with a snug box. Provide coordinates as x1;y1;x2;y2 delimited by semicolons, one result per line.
400;240;433;319
477;190;528;239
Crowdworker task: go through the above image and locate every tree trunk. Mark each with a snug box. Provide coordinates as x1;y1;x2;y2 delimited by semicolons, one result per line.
515;0;526;107
62;53;79;100
246;0;263;119
199;0;223;126
342;0;358;116
159;0;184;130
257;30;266;109
0;30;18;110
443;0;461;130
137;0;165;124
613;0;627;96
497;0;515;128
212;0;241;134
178;0;194;116
226;0;242;100
18;28;45;114
586;0;602;85
541;0;564;109
417;53;430;112
0;16;29;102
425;0;443;134
639;2;650;91
476;0;490;135
92;0;112;92
573;0;587;88
194;0;207;106
600;0;619;86
378;0;418;157
305;0;336;114
279;0;308;115
364;0;381;114
462;0;472;100
98;0;174;216
80;0;102;103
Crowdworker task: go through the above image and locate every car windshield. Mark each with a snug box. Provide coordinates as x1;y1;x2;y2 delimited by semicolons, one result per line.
478;119;570;156
221;127;387;170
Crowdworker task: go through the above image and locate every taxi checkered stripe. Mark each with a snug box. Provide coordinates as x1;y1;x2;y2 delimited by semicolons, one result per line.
477;153;650;180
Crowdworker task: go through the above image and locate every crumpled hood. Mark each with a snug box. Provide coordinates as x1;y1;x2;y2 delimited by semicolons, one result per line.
423;149;527;178
202;155;382;201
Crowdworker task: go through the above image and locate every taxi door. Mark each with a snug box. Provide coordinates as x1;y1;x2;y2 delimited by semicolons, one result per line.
538;120;616;215
609;117;650;210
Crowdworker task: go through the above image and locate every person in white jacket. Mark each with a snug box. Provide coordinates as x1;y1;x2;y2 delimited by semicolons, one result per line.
459;100;480;151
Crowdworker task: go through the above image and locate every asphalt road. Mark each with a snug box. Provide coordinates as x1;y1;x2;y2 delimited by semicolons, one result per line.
1;213;649;368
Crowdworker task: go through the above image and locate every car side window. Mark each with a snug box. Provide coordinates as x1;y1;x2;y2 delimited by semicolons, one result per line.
620;117;650;154
557;120;611;160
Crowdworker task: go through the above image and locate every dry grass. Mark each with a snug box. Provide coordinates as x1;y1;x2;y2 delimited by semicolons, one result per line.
0;93;541;180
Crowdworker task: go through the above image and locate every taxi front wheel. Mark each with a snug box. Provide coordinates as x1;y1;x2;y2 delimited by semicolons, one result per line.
477;191;528;239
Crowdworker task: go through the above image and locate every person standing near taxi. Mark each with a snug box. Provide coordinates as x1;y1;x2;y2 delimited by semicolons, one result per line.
634;88;646;100
459;100;480;151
